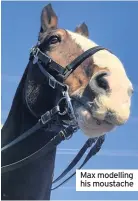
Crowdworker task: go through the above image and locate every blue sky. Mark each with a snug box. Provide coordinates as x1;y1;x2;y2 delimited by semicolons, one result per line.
1;1;138;200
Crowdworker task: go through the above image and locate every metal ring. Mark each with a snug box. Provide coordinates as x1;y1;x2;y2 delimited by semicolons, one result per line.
57;97;68;116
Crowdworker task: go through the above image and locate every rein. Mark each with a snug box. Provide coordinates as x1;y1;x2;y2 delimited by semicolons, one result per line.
1;44;107;189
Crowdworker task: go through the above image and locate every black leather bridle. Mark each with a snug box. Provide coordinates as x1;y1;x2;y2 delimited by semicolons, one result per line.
1;44;108;189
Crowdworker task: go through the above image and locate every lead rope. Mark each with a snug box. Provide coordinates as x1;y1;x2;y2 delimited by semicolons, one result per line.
51;135;105;190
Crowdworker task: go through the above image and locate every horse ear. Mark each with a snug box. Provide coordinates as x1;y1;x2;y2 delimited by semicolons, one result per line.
75;22;89;38
40;4;58;33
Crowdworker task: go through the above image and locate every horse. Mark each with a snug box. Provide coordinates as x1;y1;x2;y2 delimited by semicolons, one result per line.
1;3;133;200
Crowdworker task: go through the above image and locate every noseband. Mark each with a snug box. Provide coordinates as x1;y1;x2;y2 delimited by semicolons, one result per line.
1;44;109;189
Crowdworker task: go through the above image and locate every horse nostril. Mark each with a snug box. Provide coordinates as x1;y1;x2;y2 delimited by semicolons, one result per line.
96;73;109;91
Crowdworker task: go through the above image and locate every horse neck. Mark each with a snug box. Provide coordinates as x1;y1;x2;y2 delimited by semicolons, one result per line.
1;65;57;200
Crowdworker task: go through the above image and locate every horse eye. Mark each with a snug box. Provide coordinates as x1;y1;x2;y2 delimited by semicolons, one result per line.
49;35;60;44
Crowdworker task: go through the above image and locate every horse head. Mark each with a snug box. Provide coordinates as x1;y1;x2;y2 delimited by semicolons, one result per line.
25;4;133;139
1;4;134;200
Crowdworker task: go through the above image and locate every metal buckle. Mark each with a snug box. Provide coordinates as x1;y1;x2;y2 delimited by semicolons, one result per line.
41;111;50;125
63;69;72;79
41;106;60;125
49;77;56;89
57;97;68;116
